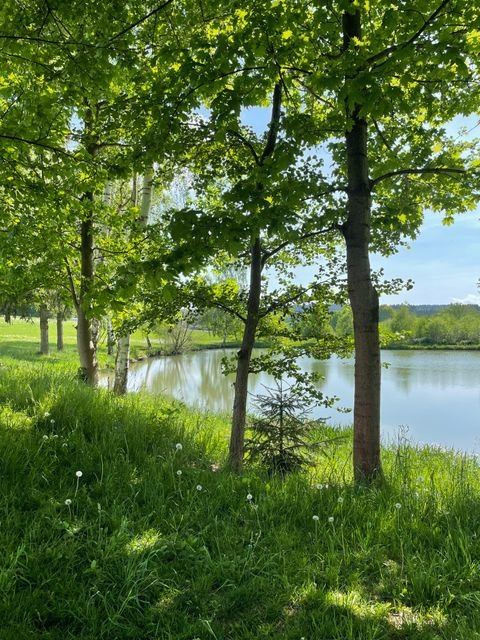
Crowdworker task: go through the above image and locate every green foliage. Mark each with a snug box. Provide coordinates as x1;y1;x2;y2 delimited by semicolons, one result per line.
246;381;329;475
383;304;480;347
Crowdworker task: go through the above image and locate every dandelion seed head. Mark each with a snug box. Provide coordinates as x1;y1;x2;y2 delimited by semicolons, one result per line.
328;516;334;523
44;412;50;418
175;443;183;451
312;515;319;521
176;469;182;476
75;470;83;478
62;443;68;448
196;484;203;492
50;418;55;424
337;496;344;504
42;434;49;440
316;483;324;490
64;498;72;506
246;493;253;502
395;502;402;510
417;475;424;483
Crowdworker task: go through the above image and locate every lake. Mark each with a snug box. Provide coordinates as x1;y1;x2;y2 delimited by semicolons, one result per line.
101;349;480;453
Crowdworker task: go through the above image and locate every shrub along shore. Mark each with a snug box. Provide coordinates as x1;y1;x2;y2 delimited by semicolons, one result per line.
1;328;480;639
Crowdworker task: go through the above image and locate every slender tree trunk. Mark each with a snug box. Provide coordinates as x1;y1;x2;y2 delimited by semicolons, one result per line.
228;237;262;472
145;334;152;350
56;310;64;351
77;206;99;385
39;304;49;355
138;167;154;225
113;334;130;394
106;317;115;355
342;7;382;483
114;168;153;393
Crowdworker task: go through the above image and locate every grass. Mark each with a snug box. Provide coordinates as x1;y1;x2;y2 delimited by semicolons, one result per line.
1;321;480;638
0;318;239;367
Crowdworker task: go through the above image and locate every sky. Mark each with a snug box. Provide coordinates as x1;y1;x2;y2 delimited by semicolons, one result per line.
241;108;480;306
372;211;480;305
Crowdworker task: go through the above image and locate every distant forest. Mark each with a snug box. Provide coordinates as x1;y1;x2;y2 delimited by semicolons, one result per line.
323;304;480;347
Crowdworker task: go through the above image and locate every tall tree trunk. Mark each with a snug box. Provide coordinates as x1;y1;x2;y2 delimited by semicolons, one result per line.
342;7;382;483
77;206;99;385
114;169;153;393
113;334;130;394
228;237;262;472
138;167;154;225
39;304;49;355
145;334;152;350
56;309;64;351
106;317;115;355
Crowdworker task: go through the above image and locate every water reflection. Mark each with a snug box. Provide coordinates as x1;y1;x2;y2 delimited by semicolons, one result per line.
100;349;480;452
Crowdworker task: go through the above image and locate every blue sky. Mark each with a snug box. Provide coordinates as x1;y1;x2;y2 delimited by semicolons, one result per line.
373;211;480;305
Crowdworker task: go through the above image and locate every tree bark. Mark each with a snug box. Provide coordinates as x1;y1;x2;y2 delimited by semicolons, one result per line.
56;310;64;351
342;7;382;483
39;304;49;355
138;167;154;225
114;168;153;393
106;317;115;355
228;236;262;472
76;206;99;385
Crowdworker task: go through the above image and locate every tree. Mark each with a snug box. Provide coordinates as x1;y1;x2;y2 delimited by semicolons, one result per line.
113;169;154;395
202;0;480;481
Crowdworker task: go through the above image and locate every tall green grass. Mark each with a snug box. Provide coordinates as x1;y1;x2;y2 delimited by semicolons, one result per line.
1;361;480;638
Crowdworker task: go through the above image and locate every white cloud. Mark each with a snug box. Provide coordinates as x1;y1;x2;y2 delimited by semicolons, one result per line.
451;294;480;305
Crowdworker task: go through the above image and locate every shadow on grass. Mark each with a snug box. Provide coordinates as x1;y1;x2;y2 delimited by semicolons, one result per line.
1;365;480;639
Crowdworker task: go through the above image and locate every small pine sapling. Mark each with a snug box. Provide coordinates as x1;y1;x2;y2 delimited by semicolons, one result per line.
245;380;324;475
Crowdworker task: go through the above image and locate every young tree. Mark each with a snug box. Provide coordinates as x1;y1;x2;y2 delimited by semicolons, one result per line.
197;0;480;481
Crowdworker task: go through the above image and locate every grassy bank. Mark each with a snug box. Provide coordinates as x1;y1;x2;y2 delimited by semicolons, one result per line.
0;318;240;367
1;357;480;639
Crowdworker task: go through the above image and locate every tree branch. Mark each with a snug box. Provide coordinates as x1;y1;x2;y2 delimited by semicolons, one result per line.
367;0;451;67
63;257;79;309
260;82;282;163
371;166;467;187
0;134;70;156
226;129;260;165
262;224;339;266
109;0;175;42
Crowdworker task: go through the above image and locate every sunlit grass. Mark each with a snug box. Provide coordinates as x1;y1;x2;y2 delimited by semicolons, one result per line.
0;356;479;638
0;318;239;369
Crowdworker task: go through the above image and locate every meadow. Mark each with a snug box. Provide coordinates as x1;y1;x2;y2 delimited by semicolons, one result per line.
1;319;480;639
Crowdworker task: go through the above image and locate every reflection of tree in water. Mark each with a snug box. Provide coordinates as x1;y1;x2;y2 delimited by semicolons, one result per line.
196;350;235;413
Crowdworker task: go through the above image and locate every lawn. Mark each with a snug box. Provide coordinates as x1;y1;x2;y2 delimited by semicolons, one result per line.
1;321;480;639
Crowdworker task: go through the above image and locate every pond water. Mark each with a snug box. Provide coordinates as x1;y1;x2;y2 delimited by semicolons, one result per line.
101;349;480;453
